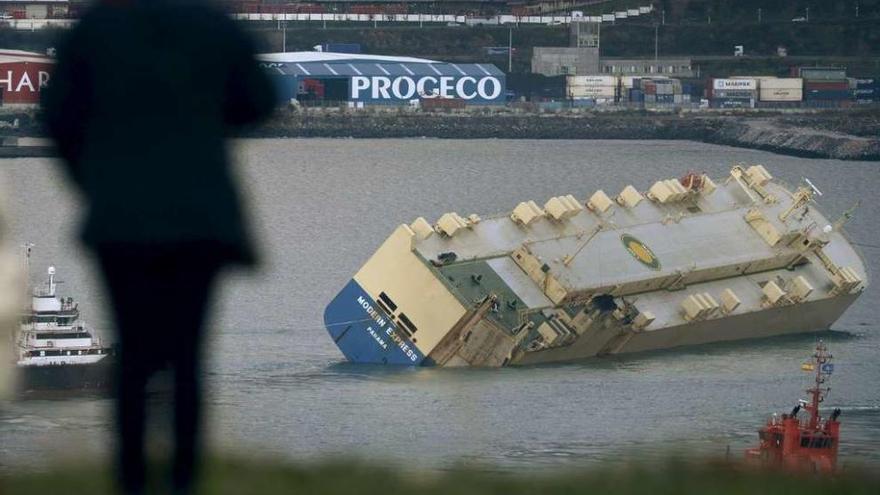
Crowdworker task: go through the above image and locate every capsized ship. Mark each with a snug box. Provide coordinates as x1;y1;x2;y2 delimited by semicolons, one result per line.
324;165;867;366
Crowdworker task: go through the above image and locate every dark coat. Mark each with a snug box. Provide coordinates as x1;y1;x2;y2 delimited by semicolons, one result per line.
44;0;275;264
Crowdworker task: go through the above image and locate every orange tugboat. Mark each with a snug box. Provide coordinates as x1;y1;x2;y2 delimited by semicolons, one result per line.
746;341;841;473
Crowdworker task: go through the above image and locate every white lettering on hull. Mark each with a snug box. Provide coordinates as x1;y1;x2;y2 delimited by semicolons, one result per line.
355;294;419;362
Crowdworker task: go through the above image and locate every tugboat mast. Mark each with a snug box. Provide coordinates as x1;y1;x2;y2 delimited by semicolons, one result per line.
745;340;840;473
805;341;832;430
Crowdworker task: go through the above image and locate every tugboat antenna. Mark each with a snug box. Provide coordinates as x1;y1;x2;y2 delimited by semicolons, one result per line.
806;340;832;430
22;242;34;294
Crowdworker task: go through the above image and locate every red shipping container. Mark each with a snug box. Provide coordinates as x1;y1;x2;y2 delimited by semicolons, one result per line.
804;81;848;91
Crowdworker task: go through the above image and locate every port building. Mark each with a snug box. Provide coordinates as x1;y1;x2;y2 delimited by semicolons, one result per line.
258;52;507;106
0;49;53;106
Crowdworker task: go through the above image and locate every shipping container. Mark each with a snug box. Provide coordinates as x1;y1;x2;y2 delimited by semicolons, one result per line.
713;90;758;99
851;78;875;86
566;75;618;87
759;88;803;102
798;68;846;81
852;88;876;96
567;85;616;98
760;78;802;90
620;76;638;89
710;97;754;109
712;78;757;91
804;81;849;91
805;89;850;100
629;89;644;102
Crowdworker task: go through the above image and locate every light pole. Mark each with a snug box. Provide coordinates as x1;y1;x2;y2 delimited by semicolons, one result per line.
758;8;762;23
654;23;659;60
508;28;513;73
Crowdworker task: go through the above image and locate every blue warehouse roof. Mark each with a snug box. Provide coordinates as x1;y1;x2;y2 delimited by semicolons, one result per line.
258;52;504;79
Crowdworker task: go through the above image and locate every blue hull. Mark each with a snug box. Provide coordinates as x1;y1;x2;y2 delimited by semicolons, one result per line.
324;279;427;365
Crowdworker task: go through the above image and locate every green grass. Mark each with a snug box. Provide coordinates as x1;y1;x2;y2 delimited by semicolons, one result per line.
2;457;879;495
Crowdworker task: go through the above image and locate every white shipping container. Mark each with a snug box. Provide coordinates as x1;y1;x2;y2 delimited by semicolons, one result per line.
620;76;638;89
759;78;803;90
713;78;757;91
568;86;617;98
732;76;777;80
567;75;618;87
759;88;803;102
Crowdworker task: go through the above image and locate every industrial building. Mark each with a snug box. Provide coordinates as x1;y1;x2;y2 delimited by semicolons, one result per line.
599;58;695;78
0;49;53;106
531;47;599;76
259;52;507;106
0;0;70;19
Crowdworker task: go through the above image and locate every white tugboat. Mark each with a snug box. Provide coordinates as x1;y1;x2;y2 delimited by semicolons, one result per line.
14;247;114;390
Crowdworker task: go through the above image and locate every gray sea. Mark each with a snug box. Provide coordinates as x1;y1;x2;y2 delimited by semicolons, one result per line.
1;139;878;472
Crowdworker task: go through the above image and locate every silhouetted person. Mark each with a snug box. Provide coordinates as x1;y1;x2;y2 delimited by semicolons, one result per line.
44;1;275;493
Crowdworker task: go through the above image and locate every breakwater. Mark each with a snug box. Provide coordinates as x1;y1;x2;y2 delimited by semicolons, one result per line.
251;108;880;161
3;109;878;161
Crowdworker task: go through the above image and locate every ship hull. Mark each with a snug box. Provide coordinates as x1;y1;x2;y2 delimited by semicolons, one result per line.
327;278;861;367
324;278;427;365
515;292;860;365
15;358;115;391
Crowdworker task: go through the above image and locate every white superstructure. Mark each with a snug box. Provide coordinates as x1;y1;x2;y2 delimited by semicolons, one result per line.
15;263;110;368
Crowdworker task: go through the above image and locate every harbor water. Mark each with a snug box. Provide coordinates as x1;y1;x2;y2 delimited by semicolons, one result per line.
1;139;878;472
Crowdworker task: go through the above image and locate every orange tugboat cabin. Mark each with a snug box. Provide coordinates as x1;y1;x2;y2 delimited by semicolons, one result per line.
746;342;841;473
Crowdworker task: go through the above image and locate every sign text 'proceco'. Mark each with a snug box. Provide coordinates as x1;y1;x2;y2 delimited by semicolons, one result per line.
351;75;503;101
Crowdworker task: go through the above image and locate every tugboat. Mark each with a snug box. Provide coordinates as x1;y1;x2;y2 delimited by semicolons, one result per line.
13;247;114;391
745;341;840;473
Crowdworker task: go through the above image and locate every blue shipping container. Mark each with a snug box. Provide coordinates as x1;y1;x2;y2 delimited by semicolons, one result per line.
805;90;851;100
711;97;754;109
629;89;644;102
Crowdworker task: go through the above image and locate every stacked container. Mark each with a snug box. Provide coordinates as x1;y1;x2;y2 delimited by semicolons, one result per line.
708;79;756;108
566;76;618;104
756;77;803;108
849;78;878;104
634;77;682;107
799;67;850;107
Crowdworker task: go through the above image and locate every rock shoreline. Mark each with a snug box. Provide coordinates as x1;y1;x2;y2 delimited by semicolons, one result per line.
249;109;880;161
2;109;878;161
